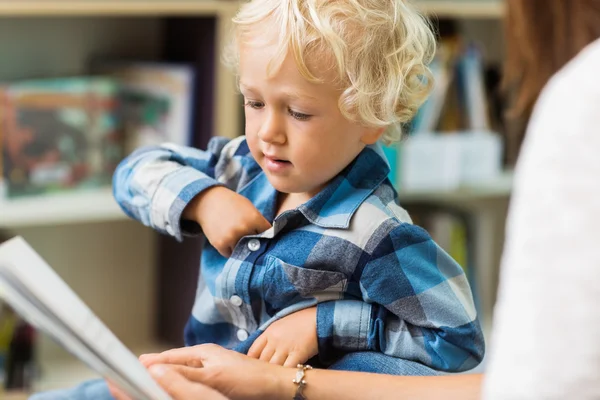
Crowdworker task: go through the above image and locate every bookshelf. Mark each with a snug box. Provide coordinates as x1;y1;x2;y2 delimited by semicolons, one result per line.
0;174;513;229
0;1;504;19
399;170;513;204
416;1;505;18
0;1;239;17
0;189;126;229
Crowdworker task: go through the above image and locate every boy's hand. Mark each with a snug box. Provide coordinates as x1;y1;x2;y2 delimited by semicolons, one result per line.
247;307;318;367
184;186;272;258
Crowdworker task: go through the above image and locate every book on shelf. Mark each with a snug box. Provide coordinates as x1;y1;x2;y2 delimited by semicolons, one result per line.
386;30;506;193
0;237;171;400
411;37;495;135
0;88;7;200
0;77;124;199
92;61;196;153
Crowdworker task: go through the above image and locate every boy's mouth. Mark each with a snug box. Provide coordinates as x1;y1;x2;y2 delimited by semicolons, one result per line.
264;154;291;163
264;155;293;172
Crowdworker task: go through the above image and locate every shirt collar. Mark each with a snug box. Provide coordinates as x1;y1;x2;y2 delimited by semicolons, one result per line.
298;143;390;228
240;143;391;230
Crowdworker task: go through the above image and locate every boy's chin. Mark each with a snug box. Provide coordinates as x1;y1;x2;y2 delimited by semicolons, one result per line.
269;181;326;200
266;177;308;195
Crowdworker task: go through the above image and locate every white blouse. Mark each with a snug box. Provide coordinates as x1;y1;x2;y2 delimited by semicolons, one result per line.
483;38;600;399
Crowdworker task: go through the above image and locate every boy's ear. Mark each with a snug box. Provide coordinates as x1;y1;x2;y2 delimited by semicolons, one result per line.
360;127;386;145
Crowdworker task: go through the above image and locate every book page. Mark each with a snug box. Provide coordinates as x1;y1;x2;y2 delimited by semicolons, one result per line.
0;237;171;400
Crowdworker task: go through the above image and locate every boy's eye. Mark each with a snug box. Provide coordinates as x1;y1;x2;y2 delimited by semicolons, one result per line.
245;100;264;109
288;108;311;121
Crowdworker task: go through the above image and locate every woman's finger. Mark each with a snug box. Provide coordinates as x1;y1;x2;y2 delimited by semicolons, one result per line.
139;353;160;368
247;335;267;359
106;380;133;400
141;347;204;368
149;365;227;400
163;364;209;382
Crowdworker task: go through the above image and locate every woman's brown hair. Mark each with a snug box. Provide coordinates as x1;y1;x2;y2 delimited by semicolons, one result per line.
504;0;600;162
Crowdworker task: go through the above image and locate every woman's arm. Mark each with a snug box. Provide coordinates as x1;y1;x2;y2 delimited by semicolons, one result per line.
288;368;482;400
137;344;483;400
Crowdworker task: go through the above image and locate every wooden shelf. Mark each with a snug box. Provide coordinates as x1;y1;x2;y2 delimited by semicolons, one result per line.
415;1;505;19
0;0;239;17
399;170;513;203
0;1;505;19
0;171;512;228
0;188;128;228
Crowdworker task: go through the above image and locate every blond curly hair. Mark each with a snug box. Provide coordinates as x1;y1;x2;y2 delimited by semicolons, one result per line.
224;0;436;145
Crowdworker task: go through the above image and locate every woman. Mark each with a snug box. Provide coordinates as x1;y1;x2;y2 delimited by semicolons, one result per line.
483;0;600;398
113;0;600;398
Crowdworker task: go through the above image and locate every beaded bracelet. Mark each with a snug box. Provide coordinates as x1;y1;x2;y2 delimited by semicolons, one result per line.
292;364;313;400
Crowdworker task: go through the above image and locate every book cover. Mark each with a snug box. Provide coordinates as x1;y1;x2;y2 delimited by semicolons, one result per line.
93;62;195;152
0;87;7;200
0;303;18;389
1;77;123;198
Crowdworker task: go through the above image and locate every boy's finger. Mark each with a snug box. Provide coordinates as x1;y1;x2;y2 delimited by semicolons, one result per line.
216;245;232;258
257;216;272;232
259;344;276;362
269;351;288;366
247;335;267;359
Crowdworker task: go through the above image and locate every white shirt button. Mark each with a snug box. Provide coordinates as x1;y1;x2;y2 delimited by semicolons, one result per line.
247;239;261;252
237;329;249;341
230;295;243;307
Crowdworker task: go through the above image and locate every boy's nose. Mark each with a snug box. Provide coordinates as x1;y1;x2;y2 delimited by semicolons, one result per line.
258;111;286;144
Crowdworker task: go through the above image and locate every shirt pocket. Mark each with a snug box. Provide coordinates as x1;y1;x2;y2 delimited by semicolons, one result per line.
262;255;347;311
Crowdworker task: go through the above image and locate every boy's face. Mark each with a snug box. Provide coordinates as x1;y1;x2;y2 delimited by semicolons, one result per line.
239;38;380;199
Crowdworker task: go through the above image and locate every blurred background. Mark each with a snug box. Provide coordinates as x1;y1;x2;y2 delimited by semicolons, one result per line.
0;0;514;395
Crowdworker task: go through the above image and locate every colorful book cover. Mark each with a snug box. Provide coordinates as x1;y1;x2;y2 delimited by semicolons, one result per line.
381;142;399;187
0;304;17;387
1;77;123;198
0;87;6;200
93;62;195;152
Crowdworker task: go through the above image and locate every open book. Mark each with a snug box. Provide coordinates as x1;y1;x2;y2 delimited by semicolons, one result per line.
0;236;171;400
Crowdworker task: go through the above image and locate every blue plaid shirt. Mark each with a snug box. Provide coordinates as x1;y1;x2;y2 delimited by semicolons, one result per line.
113;136;484;372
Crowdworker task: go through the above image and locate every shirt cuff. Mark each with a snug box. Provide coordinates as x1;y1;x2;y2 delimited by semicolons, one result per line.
316;300;372;364
152;168;222;241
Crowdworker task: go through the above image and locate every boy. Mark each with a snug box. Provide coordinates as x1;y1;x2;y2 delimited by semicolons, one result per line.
115;0;483;372
32;0;483;398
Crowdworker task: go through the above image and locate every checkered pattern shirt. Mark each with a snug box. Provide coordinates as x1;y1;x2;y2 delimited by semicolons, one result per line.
113;136;484;371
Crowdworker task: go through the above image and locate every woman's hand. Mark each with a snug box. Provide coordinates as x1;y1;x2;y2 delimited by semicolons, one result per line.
108;367;231;400
139;344;293;400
